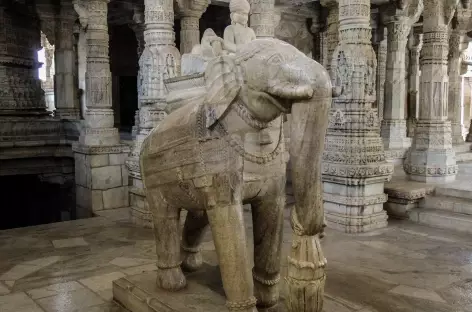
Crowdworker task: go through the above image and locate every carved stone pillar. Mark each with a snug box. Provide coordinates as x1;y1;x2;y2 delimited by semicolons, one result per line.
320;0;338;76
407;28;423;138
249;0;275;38
310;3;323;63
381;0;423;163
177;0;209;54
373;27;387;122
404;0;461;183
41;32;55;113
322;0;393;233
129;7;145;140
72;0;130;217
54;0;80;120
448;7;472;145
274;7;314;57
127;0;181;227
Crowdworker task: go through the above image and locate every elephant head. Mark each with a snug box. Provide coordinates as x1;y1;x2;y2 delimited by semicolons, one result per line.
204;38;332;237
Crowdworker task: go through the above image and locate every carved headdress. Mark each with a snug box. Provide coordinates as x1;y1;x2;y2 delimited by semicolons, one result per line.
229;0;250;14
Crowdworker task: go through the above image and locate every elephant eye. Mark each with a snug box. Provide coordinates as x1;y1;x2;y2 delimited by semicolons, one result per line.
268;54;284;65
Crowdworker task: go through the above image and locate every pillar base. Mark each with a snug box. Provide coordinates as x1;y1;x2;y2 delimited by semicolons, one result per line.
78;127;120;146
451;122;465;145
404;121;458;183
384;149;409;164
73;143;131;216
381;120;412;149
323;180;390;233
55;108;81;120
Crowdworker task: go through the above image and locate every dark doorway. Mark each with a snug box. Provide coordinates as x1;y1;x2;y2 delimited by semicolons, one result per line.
119;76;138;132
0;175;75;230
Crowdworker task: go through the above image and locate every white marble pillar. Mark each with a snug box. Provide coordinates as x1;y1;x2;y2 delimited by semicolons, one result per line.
320;0;338;76
448;7;472;145
249;0;275;38
72;0;130;217
41;32;55;114
407;28;423;138
54;0;80;120
381;1;423;163
127;0;181;227
374;27;387;122
322;0;393;233
178;0;208;54
404;0;460;183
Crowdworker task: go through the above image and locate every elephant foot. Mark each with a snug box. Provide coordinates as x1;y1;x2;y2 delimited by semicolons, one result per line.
226;297;258;312
181;251;203;272
156;267;186;291
253;273;280;311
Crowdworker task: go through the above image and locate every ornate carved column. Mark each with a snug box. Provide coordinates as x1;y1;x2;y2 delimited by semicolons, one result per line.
381;0;423;163
249;0;275;38
320;0;338;76
177;0;209;54
322;0;393;233
274;7;314;57
129;7;145;140
372;24;387;122
404;0;461;183
126;0;181;227
448;7;472;145
407;27;423;138
54;0;80;120
41;32;55;113
72;0;131;217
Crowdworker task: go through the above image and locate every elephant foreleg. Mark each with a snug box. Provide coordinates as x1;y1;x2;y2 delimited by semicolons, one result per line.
207;204;257;312
181;210;209;272
148;190;186;291
251;186;285;311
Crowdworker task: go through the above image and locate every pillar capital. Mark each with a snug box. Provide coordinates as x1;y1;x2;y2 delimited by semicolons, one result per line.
176;0;210;18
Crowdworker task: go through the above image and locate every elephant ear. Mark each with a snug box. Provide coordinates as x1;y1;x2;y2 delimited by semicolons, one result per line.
204;55;242;128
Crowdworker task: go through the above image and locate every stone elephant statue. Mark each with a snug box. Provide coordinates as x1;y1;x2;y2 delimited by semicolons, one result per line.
140;38;332;312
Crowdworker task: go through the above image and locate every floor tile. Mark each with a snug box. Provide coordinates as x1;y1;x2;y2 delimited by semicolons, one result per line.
109;257;154;268
0;264;40;281
36;287;105;312
52;237;89;248
0;282;10;295
23;256;62;267
389;285;446;303
79;271;126;292
27;281;84;299
121;263;157;276
0;292;44;312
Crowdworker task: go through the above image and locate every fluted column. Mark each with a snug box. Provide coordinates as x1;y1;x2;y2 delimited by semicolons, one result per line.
127;0;181;227
177;0;209;54
404;0;462;183
72;0;130;216
407;28;423;138
54;0;80;120
381;0;423;163
250;0;275;38
320;0;338;76
448;7;472;145
322;0;393;233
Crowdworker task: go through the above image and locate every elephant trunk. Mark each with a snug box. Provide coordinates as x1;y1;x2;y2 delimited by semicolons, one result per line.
285;83;331;312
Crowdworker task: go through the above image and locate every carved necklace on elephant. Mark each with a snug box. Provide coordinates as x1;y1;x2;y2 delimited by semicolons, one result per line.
214;101;284;165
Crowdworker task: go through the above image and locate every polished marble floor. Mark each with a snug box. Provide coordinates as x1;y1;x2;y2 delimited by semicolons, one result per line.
1;207;472;312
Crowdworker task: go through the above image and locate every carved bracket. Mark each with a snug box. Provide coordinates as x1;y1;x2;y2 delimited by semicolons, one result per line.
73;0;88;30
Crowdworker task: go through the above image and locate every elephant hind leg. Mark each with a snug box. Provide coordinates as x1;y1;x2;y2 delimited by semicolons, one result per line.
251;183;286;311
181;210;209;272
207;204;257;312
147;190;186;291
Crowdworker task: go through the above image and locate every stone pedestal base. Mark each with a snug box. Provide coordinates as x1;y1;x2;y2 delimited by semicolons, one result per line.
405;121;458;183
129;185;153;228
384;180;434;219
323;181;389;233
384;149;409;164
73;143;131;218
113;265;227;312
